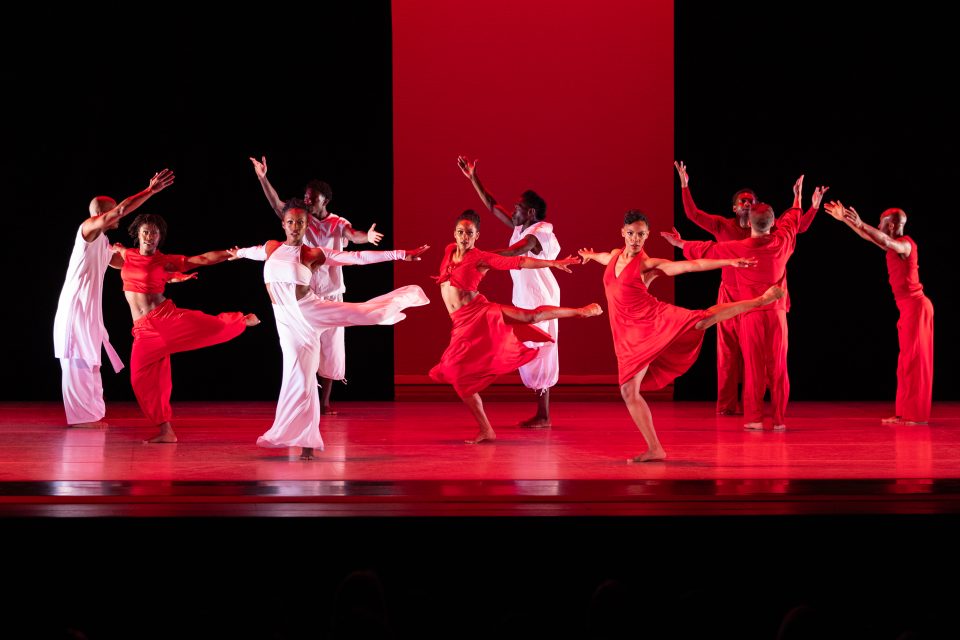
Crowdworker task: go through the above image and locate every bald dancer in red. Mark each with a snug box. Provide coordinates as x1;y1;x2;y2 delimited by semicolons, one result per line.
663;177;828;431
674;162;820;415
824;202;933;424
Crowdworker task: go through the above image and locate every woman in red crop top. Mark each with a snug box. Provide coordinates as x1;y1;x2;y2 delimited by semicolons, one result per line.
114;213;260;443
824;202;934;424
429;210;603;444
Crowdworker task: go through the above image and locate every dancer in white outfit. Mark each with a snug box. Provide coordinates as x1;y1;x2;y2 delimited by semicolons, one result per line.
232;200;429;459
250;156;385;415
458;156;561;428
53;169;175;427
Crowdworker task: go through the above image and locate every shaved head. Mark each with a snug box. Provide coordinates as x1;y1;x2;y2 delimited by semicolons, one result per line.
89;196;116;216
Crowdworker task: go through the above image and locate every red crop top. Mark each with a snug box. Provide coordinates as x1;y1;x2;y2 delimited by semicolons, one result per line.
121;250;190;294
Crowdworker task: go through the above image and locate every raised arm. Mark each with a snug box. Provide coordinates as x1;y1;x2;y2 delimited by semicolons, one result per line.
249;156;285;218
457;156;513;229
577;248;615;266
824;201;911;255
82;169;175;241
227;245;269;261
674;161;727;236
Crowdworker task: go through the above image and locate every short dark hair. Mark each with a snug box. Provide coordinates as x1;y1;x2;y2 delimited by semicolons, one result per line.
128;213;168;248
749;203;775;232
732;189;757;206
283;198;308;214
521;190;547;220
623;209;649;226
457;209;482;229
305;179;333;204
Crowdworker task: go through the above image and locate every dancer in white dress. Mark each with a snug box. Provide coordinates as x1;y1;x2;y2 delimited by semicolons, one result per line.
233;200;429;459
53;169;174;427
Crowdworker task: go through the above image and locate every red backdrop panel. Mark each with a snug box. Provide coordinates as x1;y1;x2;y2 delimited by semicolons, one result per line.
393;0;674;383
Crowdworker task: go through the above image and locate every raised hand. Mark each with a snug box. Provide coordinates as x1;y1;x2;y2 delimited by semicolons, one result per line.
811;185;829;210
674;160;689;188
249;156;268;179
823;201;846;221
402;244;430;261
660;226;684;247
367;223;384;246
793;174;805;203
578;248;597;263
457;155;478;180
843;206;864;230
149;169;175;193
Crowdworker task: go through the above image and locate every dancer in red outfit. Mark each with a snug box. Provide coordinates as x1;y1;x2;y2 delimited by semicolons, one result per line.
674;162;820;414
664;177;828;431
115;213;259;443
430;210;602;444
824;202;933;424
579;210;783;463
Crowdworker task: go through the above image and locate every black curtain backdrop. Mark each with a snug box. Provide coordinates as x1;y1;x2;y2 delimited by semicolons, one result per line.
3;3;394;401
674;1;957;402
3;2;956;403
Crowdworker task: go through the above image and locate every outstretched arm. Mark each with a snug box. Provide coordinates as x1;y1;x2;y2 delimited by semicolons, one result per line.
457;156;514;229
320;244;430;267
249;156;285;218
824;201;911;255
578;248;615;266
517;254;581;273
185;250;237;268
648;255;757;279
227;245;269;261
491;234;542;257
82;169;175;242
674;161;727;236
342;221;385;246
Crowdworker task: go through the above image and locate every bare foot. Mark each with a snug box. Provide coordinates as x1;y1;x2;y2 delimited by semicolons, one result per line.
69;421;109;429
144;433;178;444
628;448;667;463
244;313;261;327
759;285;786;305
466;430;496;444
579;303;604;317
320;406;338;416
773;424;786;431
519;416;551;429
744;422;764;431
301;447;315;460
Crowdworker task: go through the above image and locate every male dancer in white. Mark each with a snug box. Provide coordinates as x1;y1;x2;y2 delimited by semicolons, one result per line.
458;156;560;428
250;157;384;415
232;200;429;460
53;169;175;427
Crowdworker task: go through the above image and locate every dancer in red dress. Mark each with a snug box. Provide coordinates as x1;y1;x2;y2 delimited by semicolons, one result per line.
115;213;260;443
579;210;783;462
824;201;934;424
429;210;602;444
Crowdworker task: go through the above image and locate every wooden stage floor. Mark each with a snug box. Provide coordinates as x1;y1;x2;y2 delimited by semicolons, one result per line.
2;400;958;517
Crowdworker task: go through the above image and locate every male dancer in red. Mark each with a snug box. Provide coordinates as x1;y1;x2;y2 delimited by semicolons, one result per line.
663;176;828;431
824;202;933;424
674;162;819;414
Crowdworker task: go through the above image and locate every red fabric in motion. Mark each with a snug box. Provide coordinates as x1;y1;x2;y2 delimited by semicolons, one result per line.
130;300;246;424
603;250;706;388
429;294;552;398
